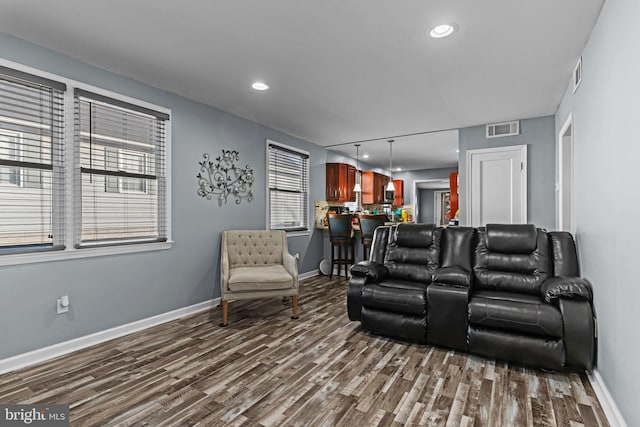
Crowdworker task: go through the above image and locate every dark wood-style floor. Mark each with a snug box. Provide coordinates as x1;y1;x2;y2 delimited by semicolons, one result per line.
0;276;608;426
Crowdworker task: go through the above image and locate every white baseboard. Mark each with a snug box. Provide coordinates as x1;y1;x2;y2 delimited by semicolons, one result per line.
299;269;319;280
0;270;323;375
588;369;627;427
0;298;219;375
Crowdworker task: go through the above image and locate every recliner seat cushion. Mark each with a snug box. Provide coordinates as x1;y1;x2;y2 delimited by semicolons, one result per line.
228;265;293;291
468;290;563;338
361;280;427;316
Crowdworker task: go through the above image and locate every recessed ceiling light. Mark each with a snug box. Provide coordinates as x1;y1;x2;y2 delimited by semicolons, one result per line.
362;154;370;159
251;81;270;91
456;149;460;153
396;167;402;171
429;24;456;39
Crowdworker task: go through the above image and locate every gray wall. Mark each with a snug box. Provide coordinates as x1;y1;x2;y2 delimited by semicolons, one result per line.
418;189;436;223
556;0;639;424
0;33;327;359
458;115;556;229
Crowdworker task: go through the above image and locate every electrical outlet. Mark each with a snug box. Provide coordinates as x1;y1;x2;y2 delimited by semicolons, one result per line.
56;295;69;314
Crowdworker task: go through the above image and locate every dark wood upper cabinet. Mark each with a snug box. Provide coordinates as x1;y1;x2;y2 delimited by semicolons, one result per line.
362;171;390;204
346;165;356;202
448;172;459;219
361;171;374;204
326;163;356;202
393;179;404;206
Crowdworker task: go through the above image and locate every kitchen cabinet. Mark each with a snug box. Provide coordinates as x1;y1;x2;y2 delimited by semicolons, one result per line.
362;171;390;204
393;179;404;206
448;172;459;220
346;165;356;202
326;163;356;202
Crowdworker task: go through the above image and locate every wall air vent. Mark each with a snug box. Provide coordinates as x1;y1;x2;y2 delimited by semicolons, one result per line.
486;120;520;139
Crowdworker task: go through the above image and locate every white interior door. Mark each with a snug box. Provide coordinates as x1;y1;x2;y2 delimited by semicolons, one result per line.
468;145;527;226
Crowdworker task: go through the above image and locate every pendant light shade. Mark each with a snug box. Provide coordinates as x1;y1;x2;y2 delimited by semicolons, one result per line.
387;139;395;192
353;144;362;192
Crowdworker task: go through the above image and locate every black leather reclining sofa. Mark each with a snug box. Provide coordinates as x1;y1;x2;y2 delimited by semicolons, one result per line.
347;223;595;371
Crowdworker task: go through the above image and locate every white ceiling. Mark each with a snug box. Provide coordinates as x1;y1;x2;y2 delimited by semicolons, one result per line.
329;130;459;171
0;0;603;168
415;180;451;190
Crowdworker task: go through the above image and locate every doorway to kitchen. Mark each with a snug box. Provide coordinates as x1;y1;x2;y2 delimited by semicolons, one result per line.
414;179;450;224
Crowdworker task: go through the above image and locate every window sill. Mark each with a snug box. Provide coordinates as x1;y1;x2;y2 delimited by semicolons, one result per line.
286;231;310;238
0;241;173;267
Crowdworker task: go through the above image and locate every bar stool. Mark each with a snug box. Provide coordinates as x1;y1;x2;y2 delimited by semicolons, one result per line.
327;213;354;279
356;214;387;261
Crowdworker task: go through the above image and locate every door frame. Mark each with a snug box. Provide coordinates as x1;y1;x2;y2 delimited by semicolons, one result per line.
558;113;574;232
413;179;449;223
466;145;528;226
433;190;450;226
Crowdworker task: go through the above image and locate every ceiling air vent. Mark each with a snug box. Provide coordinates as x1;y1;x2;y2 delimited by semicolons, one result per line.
486;120;520;139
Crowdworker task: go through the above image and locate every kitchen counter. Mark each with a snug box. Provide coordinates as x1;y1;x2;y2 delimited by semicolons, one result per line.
315;221;411;231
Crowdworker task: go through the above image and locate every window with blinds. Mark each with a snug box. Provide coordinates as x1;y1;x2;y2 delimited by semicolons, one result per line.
267;142;309;232
74;89;168;247
0;66;66;254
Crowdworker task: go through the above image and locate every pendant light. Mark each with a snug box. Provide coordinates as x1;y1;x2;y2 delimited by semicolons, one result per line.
353;144;362;192
386;139;396;191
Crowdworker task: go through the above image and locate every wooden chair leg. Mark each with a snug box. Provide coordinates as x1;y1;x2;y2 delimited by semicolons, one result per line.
330;244;334;278
349;243;354;277
291;295;299;319
220;300;228;327
344;245;350;278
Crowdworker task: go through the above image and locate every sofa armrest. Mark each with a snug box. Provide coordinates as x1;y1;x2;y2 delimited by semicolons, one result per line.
432;266;471;287
559;298;596;370
541;276;592;304
282;251;299;289
350;261;388;283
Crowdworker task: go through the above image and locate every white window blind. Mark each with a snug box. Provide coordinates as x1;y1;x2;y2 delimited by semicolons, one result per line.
0;66;66;254
268;142;309;232
74;89;168;247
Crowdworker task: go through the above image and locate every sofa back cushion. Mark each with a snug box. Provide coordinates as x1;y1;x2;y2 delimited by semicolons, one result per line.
474;224;551;295
384;224;441;283
486;223;538;254
225;230;284;268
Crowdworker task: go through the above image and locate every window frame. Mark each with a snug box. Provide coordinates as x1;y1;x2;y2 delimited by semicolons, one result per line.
117;149;148;195
266;139;310;237
0;130;24;187
0;58;172;267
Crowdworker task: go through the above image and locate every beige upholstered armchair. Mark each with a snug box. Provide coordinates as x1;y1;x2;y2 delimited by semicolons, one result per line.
220;230;299;326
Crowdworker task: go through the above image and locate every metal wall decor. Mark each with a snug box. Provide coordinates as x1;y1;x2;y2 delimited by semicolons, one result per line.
197;150;255;206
